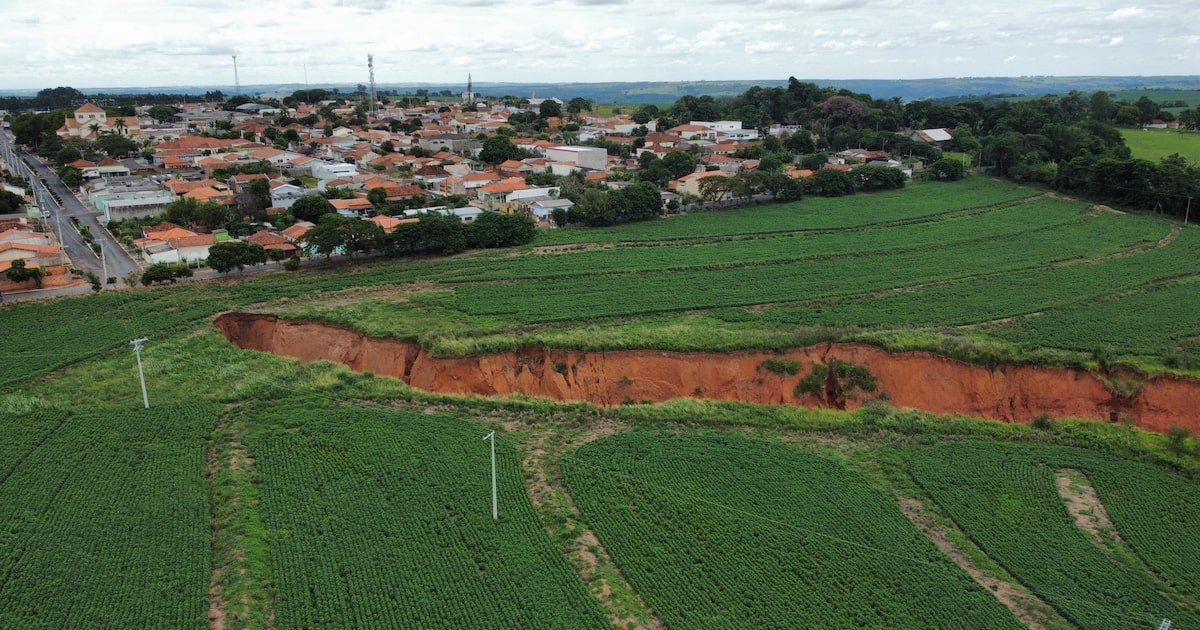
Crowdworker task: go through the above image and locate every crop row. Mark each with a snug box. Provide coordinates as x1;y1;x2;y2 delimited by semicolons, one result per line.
532;178;1040;245
248;402;607;629
0;404;212;629
729;226;1200;350
435;197;1090;284
564;432;1021;628
909;442;1200;629
450;213;1165;323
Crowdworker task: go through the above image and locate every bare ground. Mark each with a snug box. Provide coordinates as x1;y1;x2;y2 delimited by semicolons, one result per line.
511;419;664;629
1055;469;1122;549
899;498;1069;630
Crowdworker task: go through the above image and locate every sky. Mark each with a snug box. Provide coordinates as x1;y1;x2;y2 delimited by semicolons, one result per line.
0;0;1196;90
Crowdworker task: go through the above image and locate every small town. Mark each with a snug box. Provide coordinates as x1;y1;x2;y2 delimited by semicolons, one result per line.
2;1;1200;627
0;77;963;297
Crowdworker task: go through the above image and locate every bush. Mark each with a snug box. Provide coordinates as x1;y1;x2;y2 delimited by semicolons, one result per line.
1031;414;1054;430
758;358;801;376
1166;425;1191;454
465;211;537;249
794;360;876;398
283;257;301;271
929;158;966;181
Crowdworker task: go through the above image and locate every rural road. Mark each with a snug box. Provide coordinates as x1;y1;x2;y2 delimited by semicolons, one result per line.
0;130;141;282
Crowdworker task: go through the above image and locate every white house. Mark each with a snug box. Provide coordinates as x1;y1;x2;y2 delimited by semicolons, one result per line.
269;182;314;209
529;198;574;224
544;146;606;171
311;161;359;181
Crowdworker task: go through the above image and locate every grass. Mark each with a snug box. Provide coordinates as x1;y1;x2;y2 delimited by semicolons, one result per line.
1120;128;1200;164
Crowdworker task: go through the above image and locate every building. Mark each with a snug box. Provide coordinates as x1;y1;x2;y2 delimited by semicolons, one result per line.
544;146;607;171
909;128;954;145
670;170;730;197
132;222;219;264
329;198;375;217
57;103;141;140
529;198;574;225
311;161;360;182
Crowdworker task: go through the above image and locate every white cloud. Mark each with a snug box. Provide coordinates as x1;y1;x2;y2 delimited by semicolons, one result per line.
0;0;1190;89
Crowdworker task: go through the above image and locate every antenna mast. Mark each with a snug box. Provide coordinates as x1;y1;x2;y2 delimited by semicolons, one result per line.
232;54;241;96
367;53;377;116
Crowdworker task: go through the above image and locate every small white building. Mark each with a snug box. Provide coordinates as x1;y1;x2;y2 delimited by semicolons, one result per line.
544;146;607;171
311;161;359;181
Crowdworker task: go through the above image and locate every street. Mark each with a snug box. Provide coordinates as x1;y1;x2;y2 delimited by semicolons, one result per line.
0;130;141;282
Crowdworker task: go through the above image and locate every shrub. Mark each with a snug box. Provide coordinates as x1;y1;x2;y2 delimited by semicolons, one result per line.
759;358;801;376
794;360;876;398
283;257;301;271
1166;425;1191;454
1031;414;1054;430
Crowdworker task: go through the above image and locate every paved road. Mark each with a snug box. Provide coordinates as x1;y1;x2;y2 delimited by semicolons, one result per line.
0;131;141;282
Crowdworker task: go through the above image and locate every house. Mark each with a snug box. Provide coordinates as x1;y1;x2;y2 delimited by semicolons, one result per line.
269;182;312;209
367;214;419;234
417;133;476;153
245;229;299;256
529;198;574;225
670;170;730;197
0;241;72;291
406;206;486;223
57;102;141;140
543;146;607;171
909;128;954;145
282;221;315;244
311;161;360;181
329;198;375;217
134;223;217;264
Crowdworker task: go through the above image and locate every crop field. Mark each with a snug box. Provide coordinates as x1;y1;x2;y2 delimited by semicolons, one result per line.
910;442;1200;629
1120;128;1200;164
0;404;212;629
565;433;1021;628
247;402;607;628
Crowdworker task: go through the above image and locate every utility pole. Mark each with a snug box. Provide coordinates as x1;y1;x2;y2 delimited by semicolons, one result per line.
131;337;149;409
99;239;108;287
483;431;498;521
1185;197;1192;226
232;54;241;97
367;54;377;117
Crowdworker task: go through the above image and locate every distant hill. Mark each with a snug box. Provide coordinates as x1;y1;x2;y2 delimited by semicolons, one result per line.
3;76;1199;103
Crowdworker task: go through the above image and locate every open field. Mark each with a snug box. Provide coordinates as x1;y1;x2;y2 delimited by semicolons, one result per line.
3;174;1200;627
0;404;212;628
1120;128;1200;164
1109;89;1200;113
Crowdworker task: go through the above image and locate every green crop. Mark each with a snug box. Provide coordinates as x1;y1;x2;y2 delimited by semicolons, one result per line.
909;441;1200;629
565;432;1022;628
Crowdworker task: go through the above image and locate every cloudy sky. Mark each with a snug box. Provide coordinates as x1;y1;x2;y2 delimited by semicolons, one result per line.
0;0;1195;90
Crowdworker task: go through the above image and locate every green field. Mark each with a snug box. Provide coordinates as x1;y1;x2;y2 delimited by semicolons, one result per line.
565;433;1021;628
3;174;1200;627
1121;128;1200;164
249;402;607;628
911;442;1200;629
1110;89;1200;113
0;404;212;628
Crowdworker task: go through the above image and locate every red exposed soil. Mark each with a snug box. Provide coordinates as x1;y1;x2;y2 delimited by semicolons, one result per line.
214;313;1200;434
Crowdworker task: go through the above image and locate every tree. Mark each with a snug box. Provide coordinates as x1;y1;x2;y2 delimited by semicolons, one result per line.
479;136;522;164
465;211;537;248
290;195;333;223
550;208;570;228
0;191;24;214
805;169;855;196
851;166;906;191
565;97;592;115
538;100;562;119
95;133;137;157
304;214;359;259
56;165;83;189
6;258;44;288
929;158;966;181
661;152;699;179
147;105;180;124
207;241;267;274
341;219;384;258
367;187;389;210
141;264;174;285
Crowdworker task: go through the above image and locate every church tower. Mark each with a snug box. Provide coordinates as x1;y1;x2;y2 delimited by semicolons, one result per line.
463;74;475;106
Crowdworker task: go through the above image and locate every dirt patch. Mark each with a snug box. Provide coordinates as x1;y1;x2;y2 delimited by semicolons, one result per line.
1055;469;1122;549
1085;204;1125;215
512;421;662;629
899;498;1064;630
526;243;615;255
